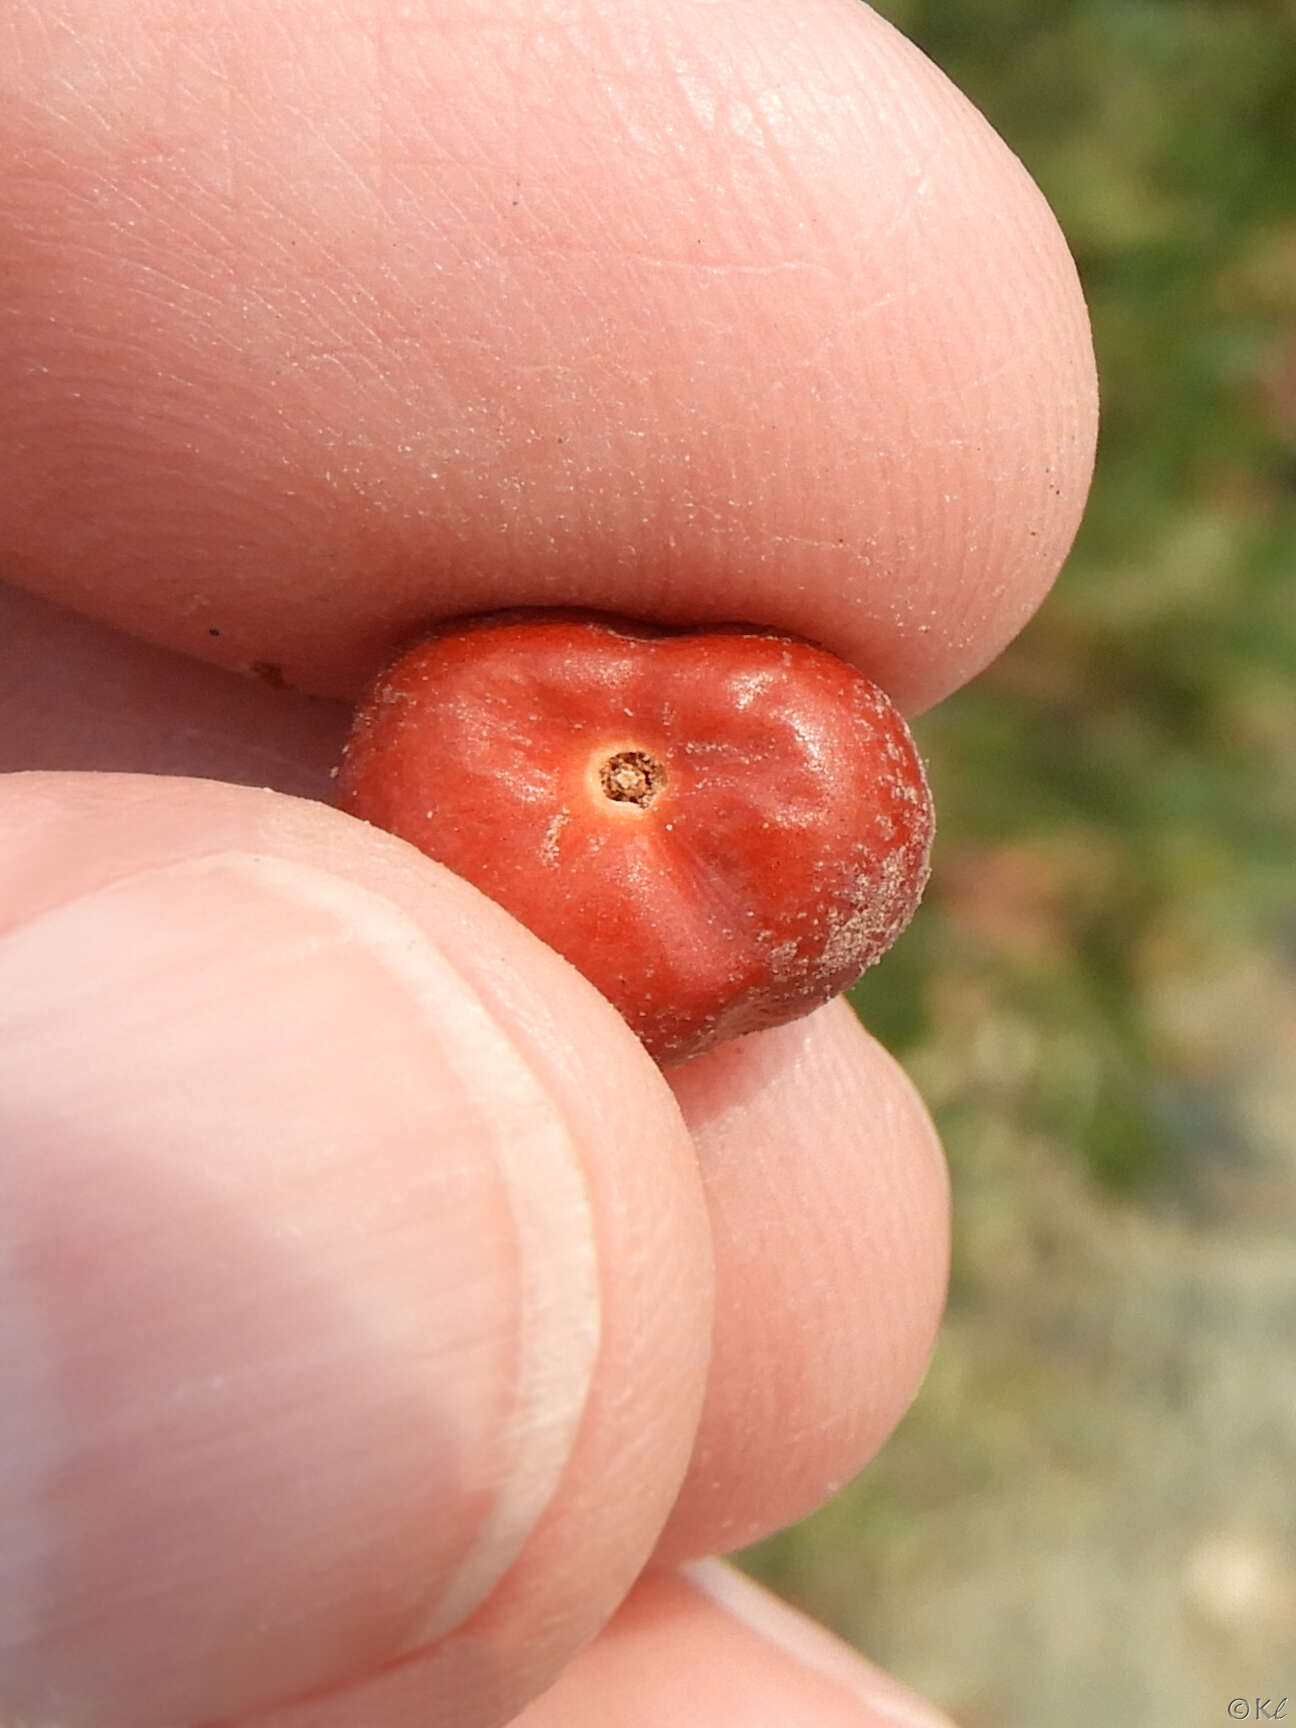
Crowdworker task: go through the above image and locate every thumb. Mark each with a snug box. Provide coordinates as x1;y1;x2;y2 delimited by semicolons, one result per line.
0;773;711;1728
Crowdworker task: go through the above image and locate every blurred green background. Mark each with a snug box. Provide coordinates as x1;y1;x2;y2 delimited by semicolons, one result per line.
740;3;1296;1724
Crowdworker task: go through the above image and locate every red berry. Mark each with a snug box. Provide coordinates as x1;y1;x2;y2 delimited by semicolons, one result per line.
337;611;934;1067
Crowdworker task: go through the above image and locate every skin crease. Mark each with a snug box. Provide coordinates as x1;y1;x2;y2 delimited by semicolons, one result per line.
0;2;1097;1727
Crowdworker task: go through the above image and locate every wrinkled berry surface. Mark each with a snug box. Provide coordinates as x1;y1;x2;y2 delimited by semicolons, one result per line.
337;611;934;1066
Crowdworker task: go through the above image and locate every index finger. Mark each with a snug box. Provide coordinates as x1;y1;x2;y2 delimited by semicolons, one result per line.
1;0;1095;713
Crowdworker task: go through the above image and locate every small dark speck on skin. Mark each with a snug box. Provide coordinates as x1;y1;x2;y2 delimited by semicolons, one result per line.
209;627;222;637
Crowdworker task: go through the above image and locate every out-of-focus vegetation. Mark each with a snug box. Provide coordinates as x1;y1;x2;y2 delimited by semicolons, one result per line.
742;4;1296;1724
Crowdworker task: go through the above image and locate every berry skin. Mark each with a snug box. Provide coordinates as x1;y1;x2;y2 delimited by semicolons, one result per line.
337;611;934;1067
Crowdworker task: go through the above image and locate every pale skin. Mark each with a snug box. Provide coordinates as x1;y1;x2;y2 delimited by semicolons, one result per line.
0;0;1097;1724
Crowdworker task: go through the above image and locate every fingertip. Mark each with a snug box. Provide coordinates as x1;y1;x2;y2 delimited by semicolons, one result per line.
3;0;1094;709
0;773;711;1727
660;998;949;1556
680;1562;959;1728
508;1564;959;1728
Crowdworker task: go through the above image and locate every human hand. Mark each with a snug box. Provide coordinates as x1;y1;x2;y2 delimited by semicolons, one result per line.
0;2;1096;1725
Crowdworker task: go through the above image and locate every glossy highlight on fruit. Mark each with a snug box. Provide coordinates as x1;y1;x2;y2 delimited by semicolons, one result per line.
336;611;934;1067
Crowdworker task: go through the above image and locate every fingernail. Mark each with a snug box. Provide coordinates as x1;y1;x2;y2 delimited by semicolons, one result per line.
683;1560;960;1728
0;852;600;1725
